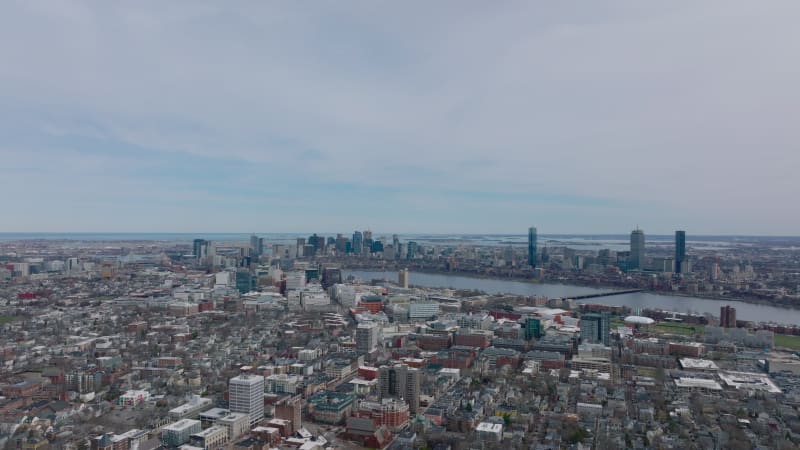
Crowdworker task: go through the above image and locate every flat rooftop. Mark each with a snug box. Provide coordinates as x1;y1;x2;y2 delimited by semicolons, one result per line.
675;378;723;391
719;371;781;394
191;426;226;438
169;397;212;415
199;408;230;420
476;422;503;433
163;419;201;432
679;358;720;371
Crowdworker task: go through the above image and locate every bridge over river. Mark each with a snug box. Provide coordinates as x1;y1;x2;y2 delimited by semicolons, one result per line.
566;289;644;300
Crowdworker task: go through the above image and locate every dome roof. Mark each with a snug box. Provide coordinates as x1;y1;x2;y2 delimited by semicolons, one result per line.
624;315;655;325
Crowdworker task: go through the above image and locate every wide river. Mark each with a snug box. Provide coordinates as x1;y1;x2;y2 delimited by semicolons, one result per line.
344;270;800;325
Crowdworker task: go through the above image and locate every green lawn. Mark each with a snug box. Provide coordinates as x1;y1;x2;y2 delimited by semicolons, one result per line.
0;316;15;324
774;334;800;350
653;322;705;336
637;367;658;378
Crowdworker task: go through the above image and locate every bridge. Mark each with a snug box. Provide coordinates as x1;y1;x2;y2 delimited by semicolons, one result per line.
568;289;643;300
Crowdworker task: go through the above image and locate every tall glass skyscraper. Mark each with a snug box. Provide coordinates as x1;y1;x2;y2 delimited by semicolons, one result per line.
629;228;645;271
675;230;686;274
528;226;537;268
352;231;363;255
192;239;207;258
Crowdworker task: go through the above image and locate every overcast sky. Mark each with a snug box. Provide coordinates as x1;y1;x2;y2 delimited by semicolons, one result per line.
1;1;798;235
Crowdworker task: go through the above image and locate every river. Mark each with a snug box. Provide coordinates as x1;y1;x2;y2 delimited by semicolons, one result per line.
344;270;800;325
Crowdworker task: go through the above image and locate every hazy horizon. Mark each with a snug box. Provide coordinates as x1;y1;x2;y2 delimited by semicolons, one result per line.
1;231;798;239
2;2;798;234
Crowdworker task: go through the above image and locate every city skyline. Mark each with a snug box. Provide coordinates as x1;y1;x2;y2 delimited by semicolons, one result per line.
2;2;799;234
3;3;800;448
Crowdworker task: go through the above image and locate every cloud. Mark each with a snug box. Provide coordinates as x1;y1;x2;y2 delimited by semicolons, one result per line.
0;1;799;233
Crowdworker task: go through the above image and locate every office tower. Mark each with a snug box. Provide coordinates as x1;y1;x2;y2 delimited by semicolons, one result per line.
246;236;263;258
379;364;421;414
193;239;208;258
235;270;254;294
597;249;612;267
504;245;514;265
356;322;380;353
249;235;260;257
363;230;373;253
528;227;538;268
228;374;265;427
335;234;348;253
525;317;542;340
629;228;645;271
352;231;363;255
398;268;409;289
392;234;400;253
720;305;737;328
321;266;342;289
308;234;326;254
407;241;418;259
580;313;610;346
675;230;686;274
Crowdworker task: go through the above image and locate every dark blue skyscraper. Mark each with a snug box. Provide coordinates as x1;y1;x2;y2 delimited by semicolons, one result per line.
675;230;686;274
528;226;537;268
193;239;207;258
352;231;363;255
407;241;418;259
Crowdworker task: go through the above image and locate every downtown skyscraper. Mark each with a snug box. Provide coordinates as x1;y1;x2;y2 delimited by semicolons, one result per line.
629;228;645;271
675;230;686;274
528;226;537;268
352;231;363;255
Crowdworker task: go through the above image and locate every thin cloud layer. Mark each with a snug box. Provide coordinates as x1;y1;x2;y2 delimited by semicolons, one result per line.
1;1;798;234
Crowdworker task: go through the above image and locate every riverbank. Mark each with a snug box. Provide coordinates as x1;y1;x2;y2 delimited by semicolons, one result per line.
343;266;800;312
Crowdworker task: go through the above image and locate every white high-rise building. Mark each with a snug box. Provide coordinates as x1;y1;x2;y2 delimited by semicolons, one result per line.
285;271;306;291
228;374;264;427
356;322;380;353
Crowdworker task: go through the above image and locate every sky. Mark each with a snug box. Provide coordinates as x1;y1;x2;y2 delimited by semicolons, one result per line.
1;1;799;235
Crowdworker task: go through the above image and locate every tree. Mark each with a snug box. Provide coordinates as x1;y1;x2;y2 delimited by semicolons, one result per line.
566;427;589;444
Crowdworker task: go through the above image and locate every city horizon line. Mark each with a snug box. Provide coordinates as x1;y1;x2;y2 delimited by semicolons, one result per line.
1;230;800;238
